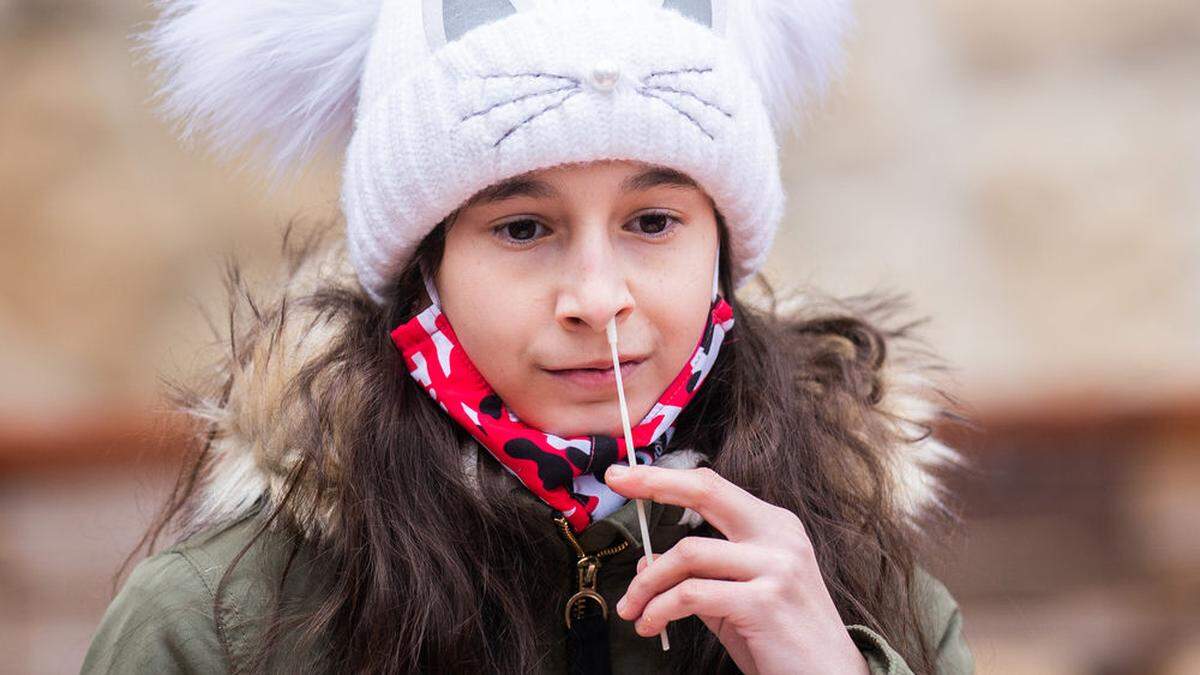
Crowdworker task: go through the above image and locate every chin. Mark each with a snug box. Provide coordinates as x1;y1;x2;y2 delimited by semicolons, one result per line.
534;407;625;439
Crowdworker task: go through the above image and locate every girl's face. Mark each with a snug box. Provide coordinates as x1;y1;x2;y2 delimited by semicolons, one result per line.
435;159;719;437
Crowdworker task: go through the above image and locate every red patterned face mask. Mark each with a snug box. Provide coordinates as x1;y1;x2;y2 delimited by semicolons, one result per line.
390;261;734;532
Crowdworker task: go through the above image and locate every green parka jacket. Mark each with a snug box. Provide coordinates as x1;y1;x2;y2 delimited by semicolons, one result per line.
81;236;974;674
83;486;972;674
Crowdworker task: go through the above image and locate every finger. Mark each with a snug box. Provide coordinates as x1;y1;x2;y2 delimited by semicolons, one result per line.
617;537;774;621
630;577;751;638
604;464;777;541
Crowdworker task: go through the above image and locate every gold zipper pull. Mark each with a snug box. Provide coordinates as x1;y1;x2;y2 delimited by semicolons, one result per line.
577;555;600;593
555;514;629;629
565;555;608;628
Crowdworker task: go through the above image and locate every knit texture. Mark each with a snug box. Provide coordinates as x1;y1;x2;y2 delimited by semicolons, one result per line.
140;0;854;301
344;0;782;301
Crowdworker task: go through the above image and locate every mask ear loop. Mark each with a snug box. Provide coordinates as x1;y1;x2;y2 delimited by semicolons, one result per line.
711;244;721;301
418;259;442;308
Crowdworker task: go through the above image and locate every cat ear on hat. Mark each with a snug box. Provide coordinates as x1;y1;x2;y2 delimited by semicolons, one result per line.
135;0;385;180
424;0;517;48
137;0;851;181
661;0;722;32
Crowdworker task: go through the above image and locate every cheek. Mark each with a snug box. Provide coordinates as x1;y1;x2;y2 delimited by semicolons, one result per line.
449;297;531;391
625;228;718;417
637;279;711;400
437;253;536;402
646;232;717;358
648;288;710;384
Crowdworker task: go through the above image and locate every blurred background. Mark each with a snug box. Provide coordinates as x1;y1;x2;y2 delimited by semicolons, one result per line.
1;0;1197;673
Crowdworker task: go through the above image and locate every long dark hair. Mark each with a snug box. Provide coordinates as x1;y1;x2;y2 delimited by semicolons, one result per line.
125;213;966;674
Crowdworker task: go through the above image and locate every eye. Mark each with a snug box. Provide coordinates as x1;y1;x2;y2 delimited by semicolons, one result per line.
626;211;681;238
493;217;548;245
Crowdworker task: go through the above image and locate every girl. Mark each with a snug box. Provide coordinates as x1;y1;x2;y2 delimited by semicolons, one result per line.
86;1;974;673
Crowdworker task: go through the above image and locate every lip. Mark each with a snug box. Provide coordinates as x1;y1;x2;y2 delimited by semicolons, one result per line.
549;354;648;370
543;359;644;389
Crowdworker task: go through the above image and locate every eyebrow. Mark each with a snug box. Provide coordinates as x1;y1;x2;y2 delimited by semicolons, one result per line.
463;166;701;208
464;176;560;207
619;166;700;194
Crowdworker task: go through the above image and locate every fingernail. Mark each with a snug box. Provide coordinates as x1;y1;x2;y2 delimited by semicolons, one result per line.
606;464;628;479
616;595;628;616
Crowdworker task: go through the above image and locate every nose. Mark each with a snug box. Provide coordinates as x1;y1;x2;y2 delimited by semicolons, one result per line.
587;59;621;93
554;240;635;334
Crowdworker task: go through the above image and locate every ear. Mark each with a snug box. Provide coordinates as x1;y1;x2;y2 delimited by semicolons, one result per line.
424;0;518;50
137;0;385;180
722;0;854;137
661;0;717;31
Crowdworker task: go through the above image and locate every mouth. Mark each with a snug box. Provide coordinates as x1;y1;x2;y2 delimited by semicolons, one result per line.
542;357;646;389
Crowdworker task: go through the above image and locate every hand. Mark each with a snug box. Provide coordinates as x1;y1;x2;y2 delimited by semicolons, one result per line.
604;463;871;675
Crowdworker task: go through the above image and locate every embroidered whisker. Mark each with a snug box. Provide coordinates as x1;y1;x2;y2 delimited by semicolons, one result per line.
461;84;581;122
637;89;715;140
640;85;732;118
493;89;581;147
643;66;714;80
479;72;581;83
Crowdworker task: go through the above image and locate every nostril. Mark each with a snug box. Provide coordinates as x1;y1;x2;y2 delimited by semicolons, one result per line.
588;60;621;92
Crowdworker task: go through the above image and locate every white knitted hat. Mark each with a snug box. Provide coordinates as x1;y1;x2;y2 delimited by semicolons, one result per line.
141;0;852;303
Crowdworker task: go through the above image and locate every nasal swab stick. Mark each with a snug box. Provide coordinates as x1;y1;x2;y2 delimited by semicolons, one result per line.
606;317;671;651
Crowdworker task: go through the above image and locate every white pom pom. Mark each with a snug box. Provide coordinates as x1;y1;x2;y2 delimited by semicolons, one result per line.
136;0;384;179
724;0;854;137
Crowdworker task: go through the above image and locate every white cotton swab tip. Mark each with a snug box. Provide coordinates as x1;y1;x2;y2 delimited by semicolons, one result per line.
606;316;671;651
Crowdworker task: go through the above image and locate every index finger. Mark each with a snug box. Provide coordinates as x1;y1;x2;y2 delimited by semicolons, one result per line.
603;464;774;542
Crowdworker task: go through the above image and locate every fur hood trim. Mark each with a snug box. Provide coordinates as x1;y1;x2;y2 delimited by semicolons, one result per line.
174;226;968;537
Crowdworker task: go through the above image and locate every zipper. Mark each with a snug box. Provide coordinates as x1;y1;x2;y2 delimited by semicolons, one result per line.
554;514;630;629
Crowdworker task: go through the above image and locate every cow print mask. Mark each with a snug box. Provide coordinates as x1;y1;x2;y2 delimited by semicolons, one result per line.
390;258;734;532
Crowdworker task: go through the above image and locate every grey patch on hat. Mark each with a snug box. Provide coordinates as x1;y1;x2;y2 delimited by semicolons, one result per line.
662;0;713;29
443;0;518;43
